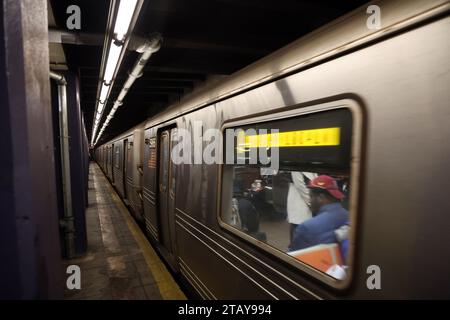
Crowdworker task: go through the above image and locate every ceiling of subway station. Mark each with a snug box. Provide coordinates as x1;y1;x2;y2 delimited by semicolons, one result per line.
48;0;368;145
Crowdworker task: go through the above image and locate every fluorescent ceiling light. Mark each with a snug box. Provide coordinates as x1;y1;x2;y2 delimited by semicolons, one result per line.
97;104;104;115
97;102;105;114
114;0;138;41
92;0;140;144
99;84;110;104
104;44;122;83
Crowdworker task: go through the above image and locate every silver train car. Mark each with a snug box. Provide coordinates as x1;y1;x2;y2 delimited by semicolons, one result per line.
94;0;450;299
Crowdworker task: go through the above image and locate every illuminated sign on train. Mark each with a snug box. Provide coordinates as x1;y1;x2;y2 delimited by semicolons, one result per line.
236;127;340;152
229;108;352;169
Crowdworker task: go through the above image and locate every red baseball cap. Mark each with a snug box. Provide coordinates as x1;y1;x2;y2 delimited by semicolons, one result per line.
307;175;345;200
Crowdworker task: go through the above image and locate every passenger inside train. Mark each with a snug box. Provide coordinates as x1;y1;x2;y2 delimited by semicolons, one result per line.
226;168;351;279
289;175;349;251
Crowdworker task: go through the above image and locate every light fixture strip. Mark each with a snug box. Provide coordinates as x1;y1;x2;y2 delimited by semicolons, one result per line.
93;34;162;146
103;44;122;84
114;0;138;41
90;0;141;145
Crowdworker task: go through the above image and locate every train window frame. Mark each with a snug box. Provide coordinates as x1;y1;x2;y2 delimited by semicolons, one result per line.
217;98;363;289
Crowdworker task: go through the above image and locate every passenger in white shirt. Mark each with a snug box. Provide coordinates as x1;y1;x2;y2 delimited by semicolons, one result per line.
287;172;317;241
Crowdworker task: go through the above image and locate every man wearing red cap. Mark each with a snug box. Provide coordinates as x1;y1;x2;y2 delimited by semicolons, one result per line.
289;175;349;251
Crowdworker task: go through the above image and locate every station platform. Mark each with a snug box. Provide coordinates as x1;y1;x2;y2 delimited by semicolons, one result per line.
63;163;186;300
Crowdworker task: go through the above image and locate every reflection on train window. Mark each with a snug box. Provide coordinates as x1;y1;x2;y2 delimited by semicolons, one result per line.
115;147;120;168
221;108;354;281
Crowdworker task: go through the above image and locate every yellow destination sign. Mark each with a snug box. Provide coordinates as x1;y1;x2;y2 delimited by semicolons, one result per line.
237;127;340;150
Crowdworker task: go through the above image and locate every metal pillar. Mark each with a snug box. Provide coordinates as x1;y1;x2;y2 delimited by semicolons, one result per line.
0;0;63;299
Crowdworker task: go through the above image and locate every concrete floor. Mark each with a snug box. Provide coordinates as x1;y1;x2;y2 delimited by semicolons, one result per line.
62;163;186;300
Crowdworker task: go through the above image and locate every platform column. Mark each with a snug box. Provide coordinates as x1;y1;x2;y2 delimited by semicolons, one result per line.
0;0;63;299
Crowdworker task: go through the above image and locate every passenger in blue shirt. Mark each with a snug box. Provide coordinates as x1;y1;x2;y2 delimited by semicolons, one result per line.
289;175;349;251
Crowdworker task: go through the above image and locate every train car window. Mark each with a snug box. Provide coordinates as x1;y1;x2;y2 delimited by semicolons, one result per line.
220;107;356;284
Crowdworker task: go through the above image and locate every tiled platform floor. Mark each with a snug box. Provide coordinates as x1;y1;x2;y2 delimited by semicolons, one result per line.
63;163;186;300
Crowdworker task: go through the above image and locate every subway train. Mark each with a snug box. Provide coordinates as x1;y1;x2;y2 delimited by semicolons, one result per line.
94;0;450;299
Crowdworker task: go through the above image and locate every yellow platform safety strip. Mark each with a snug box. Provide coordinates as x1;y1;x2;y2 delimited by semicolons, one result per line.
237;127;340;152
105;171;187;300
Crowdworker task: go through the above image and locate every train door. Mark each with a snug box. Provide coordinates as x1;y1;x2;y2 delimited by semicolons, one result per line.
104;147;107;171
105;147;108;176
102;147;106;170
158;128;177;268
111;143;115;183
107;146;111;176
167;128;178;267
123;139;128;200
107;146;111;177
125;139;134;207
